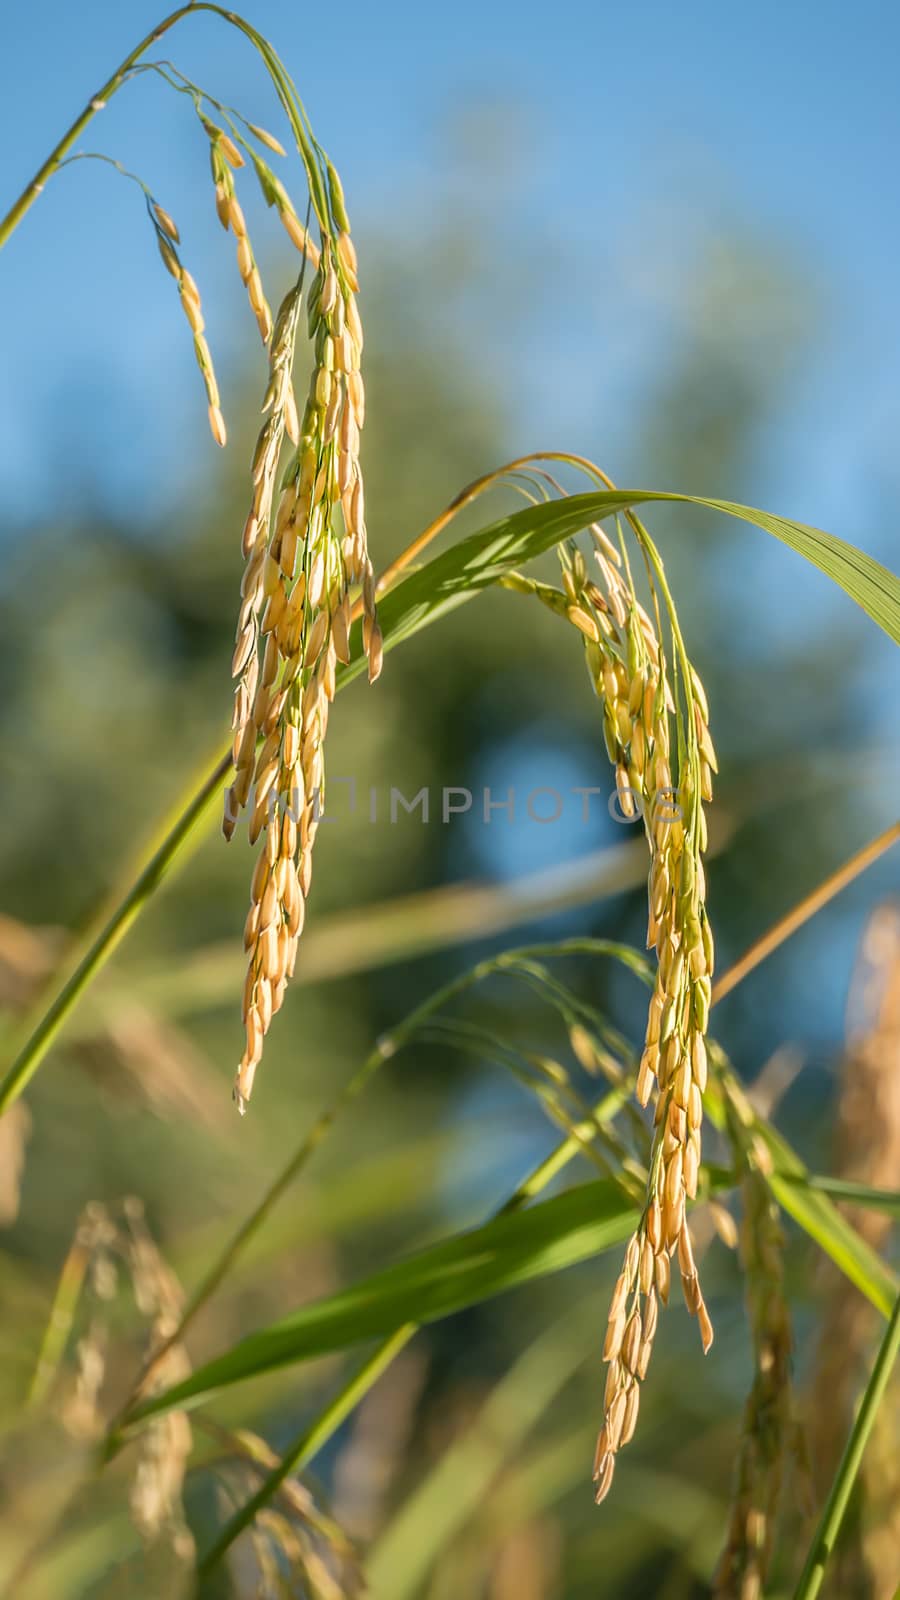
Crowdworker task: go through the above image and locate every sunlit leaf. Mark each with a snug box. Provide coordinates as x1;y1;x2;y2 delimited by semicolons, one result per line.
341;490;900;685
126;1179;642;1426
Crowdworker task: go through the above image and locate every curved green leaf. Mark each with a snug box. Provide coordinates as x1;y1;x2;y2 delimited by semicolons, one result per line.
758;1126;898;1317
340;489;900;686
125;1179;642;1427
123;1124;896;1435
778;1174;900;1219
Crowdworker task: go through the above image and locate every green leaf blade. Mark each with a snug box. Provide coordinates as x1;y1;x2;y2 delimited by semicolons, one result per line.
126;1180;640;1426
340;489;900;688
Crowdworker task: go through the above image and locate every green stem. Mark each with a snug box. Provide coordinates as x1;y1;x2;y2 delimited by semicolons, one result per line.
0;744;230;1113
26;1229;92;1407
0;4;337;252
196;1327;414;1577
0;5;197;250
793;1291;900;1600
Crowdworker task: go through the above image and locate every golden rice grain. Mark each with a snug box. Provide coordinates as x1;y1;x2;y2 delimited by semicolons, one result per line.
152;202;179;242
280;205;321;265
208;404;227;448
247;121;287;156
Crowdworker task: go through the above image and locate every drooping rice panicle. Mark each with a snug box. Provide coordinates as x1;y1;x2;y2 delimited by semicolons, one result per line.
549;497;715;1501
225;167;380;1112
207;1423;365;1594
78;65;383;1115
339;450;714;1454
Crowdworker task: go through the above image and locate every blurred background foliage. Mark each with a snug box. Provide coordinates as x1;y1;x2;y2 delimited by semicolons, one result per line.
1;11;899;1596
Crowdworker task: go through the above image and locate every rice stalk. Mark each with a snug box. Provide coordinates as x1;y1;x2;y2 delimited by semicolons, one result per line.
795;1293;900;1600
425;461;718;1416
807;903;900;1598
592;622;716;1502
713;1171;794;1600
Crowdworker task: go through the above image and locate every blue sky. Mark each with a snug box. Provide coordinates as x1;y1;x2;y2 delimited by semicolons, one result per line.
1;2;899;1057
1;0;899;541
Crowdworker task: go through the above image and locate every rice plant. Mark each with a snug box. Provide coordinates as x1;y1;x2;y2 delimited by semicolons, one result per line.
1;9;898;1598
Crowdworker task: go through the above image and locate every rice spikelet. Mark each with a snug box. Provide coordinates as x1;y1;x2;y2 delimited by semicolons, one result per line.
151;208;224;445
205;119;273;342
